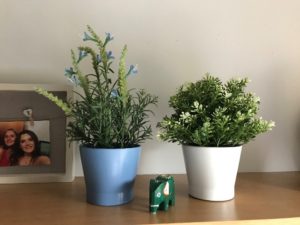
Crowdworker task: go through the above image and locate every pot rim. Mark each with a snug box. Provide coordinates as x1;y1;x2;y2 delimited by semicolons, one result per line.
80;145;141;151
182;144;242;148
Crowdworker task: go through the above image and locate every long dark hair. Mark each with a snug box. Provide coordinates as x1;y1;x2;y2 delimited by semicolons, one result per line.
2;128;18;149
10;130;41;166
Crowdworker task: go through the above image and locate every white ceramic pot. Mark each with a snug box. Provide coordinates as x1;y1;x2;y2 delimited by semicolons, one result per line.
182;145;242;201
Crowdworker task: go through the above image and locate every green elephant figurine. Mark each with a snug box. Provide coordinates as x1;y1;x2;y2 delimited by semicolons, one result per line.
149;175;175;213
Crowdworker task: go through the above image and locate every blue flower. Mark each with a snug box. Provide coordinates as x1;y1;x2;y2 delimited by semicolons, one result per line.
65;73;80;86
127;64;138;77
111;89;119;97
68;75;80;86
106;51;115;60
131;65;138;74
105;32;114;43
77;50;88;63
65;67;75;76
65;67;80;86
83;32;95;41
96;54;102;63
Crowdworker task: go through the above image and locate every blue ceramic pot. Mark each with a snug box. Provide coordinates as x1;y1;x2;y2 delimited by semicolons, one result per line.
80;145;141;206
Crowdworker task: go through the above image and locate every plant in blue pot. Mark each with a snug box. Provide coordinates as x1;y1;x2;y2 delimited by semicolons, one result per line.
36;26;158;206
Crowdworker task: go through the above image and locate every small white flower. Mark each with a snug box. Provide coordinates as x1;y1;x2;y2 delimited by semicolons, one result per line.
254;96;260;102
225;92;232;98
268;121;275;128
182;82;192;91
156;131;163;139
180;112;191;120
193;101;200;109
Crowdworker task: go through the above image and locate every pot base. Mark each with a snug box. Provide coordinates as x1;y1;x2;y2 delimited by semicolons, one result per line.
86;190;134;206
188;187;235;201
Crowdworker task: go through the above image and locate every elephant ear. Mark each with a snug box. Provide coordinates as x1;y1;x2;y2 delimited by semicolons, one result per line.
163;182;169;196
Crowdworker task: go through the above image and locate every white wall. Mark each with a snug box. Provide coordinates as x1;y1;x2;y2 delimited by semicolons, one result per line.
25;120;50;142
1;0;300;175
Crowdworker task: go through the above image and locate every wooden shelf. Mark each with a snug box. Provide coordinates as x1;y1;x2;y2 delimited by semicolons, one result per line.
0;172;300;225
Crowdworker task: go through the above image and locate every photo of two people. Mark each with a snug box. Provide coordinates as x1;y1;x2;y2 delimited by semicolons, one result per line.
0;121;51;167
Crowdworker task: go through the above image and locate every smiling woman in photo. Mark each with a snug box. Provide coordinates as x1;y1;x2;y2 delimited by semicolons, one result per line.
10;130;51;166
0;129;18;167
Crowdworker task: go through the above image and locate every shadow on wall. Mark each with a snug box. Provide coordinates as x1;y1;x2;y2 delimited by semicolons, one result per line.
294;117;300;171
240;67;300;172
271;72;300;172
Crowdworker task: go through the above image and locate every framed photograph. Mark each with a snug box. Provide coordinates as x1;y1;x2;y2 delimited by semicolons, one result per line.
0;84;74;183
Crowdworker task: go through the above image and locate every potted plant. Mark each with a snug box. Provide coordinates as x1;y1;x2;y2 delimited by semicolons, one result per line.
158;74;274;201
36;26;158;206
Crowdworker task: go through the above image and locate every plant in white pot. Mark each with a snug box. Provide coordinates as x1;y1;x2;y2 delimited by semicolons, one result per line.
158;74;274;201
36;26;158;206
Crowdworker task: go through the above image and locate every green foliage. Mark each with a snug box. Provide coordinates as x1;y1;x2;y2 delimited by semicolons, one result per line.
36;26;158;148
157;74;274;147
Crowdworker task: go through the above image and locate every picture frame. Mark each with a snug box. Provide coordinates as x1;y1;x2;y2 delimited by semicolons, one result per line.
0;84;75;183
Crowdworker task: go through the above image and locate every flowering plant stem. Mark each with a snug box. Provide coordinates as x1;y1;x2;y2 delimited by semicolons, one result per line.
36;26;158;148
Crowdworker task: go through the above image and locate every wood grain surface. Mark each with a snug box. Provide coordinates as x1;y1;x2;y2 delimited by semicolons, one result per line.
0;172;299;225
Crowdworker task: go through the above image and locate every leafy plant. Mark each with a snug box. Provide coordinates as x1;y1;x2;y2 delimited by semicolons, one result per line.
157;74;274;147
36;26;158;148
